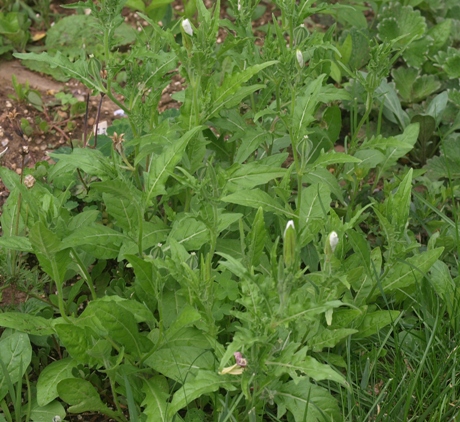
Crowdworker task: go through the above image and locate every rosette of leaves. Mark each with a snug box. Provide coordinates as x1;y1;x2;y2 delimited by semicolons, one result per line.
377;3;426;46
435;47;460;78
392;67;441;104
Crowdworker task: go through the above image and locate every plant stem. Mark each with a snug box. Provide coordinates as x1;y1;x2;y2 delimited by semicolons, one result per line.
70;248;97;300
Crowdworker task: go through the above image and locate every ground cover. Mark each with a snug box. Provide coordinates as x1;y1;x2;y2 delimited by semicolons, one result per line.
1;0;460;421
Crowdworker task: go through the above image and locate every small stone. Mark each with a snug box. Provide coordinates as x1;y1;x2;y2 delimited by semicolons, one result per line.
16;168;22;175
1;138;9;147
40;144;47;151
5;101;12;108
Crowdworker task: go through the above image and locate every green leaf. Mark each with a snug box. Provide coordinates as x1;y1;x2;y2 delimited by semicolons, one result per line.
30;399;66;422
0;236;32;252
208;61;277;119
168;370;236;416
54;324;99;366
225;163;286;191
377;4;426;47
144;327;218;383
302;168;344;203
49;148;114;178
29;222;72;285
142;376;169;422
375;79;410;129
308;328;357;351
57;378;117;416
61;224;125;259
146;126;203;203
0;312;54;336
222;188;295;217
299;183;331;232
355;310;400;338
292;75;325;141
0;331;32;401
381;247;444;294
81;300;153;357
389;168;413;232
36;358;77;406
14;52;105;92
246;207;267;267
275;378;342;422
168;216;209;251
103;192;140;233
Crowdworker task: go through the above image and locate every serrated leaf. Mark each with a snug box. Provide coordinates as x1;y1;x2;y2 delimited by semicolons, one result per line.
275;378;342;422
146;126;202;203
57;378;116;416
61;224;125;259
381;247;444;294
222;188;295;217
14;51;105;92
142;376;169;422
37;358;77;406
208;61;277;119
168;370;236;416
168;216;209;251
226;163;286;190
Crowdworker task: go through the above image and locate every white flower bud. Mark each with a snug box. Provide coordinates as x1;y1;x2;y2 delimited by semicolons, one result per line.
283;220;295;238
296;49;304;68
182;18;193;36
329;231;339;252
24;174;36;188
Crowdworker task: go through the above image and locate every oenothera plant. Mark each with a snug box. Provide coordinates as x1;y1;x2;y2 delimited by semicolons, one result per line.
0;0;445;420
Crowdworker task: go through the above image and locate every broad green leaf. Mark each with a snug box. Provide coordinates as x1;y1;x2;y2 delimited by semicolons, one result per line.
303;168;344;203
81;300;153;357
377;4;426;47
311;151;360;168
49;147;114;178
428;19;452;55
292;75;325;141
36;358;77;406
29;222;72;285
225;163;286;191
142;376;169;422
127;254;158;312
144;327;218;383
430;260;456;317
57;378;117;416
389;168;413;232
67;210;100;232
246;207;267;267
355;310;400;338
30;399;66;422
308;328;357;351
168;216;209;251
381;247;444;294
234;127;268;164
208;61;277;119
0;236;32;252
54;324;99;366
299;183;331;232
14;52;105;92
103;192;140;233
0;313;53;336
275;378;342;422
375;79;410;129
168;370;236;416
61;224;125;259
0;331;32;401
222;189;295;218
267;353;347;386
146;126;203;203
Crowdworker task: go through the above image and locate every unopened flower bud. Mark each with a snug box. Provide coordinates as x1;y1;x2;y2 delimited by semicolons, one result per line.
324;231;339;258
296;49;304;68
283;220;296;268
182;19;193;36
329;231;339;252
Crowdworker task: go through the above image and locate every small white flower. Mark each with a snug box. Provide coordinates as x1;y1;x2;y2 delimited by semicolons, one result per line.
329;231;339;252
238;0;241;11
284;220;295;238
182;18;193;36
296;49;304;68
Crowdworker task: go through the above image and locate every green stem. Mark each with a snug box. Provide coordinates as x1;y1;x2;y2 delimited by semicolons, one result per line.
70;249;97;300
